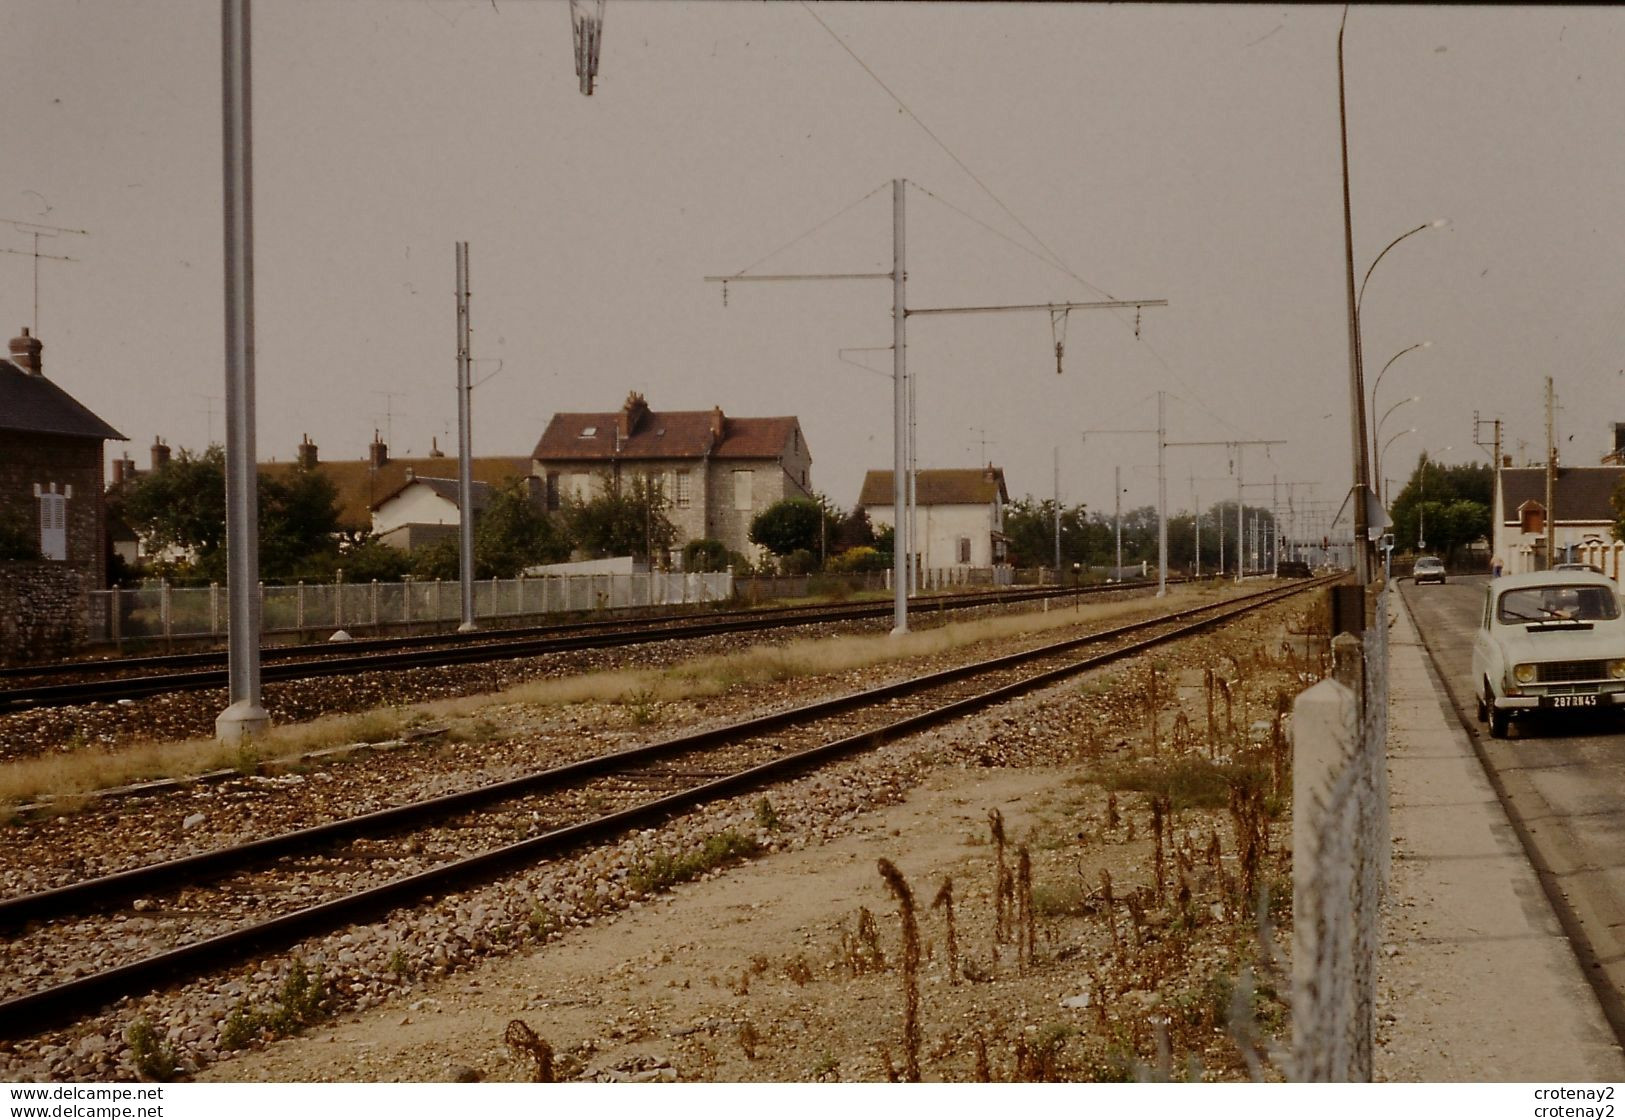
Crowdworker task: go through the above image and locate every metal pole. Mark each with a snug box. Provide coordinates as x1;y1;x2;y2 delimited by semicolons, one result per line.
1114;465;1122;579
1156;390;1168;596
909;368;918;593
1339;11;1372;583
215;0;267;742
1272;475;1280;578
891;179;908;633
1545;375;1555;569
456;242;477;631
1236;446;1245;582
1053;445;1061;579
1193;479;1201;578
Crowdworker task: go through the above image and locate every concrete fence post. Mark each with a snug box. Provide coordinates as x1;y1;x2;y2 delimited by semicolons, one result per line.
1292;673;1371;1082
1331;632;1363;700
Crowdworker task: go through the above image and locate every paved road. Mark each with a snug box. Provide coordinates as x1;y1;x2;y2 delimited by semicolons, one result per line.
1401;574;1625;1040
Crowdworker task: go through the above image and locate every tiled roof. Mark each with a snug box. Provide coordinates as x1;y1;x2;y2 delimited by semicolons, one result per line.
260;456;530;530
533;408;801;462
1499;466;1625;525
858;467;1009;508
0;359;125;441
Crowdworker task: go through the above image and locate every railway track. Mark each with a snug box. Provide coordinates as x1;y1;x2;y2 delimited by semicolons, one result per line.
0;574;1332;1040
0;580;1178;713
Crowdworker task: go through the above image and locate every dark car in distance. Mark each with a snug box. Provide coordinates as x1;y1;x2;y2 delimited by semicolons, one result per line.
1413;556;1446;585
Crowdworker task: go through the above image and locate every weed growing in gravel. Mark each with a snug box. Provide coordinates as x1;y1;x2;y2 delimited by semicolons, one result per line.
217;959;331;1051
504;1019;555;1082
753;796;782;831
840;906;887;975
877;858;922;1082
626;830;760;895
621;686;661;727
126;1017;178;1080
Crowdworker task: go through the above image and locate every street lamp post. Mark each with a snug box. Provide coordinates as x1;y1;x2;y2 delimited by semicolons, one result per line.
1378;427;1416;504
1370;341;1430;483
1373;395;1419;498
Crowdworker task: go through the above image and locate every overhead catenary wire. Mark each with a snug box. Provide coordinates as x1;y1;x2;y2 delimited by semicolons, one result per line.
799;2;1109;297
726;181;891;279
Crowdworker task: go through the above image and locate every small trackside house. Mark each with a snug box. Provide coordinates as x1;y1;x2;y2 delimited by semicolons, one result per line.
858;465;1010;574
0;329;125;587
1493;464;1625;575
370;474;497;552
532;392;813;565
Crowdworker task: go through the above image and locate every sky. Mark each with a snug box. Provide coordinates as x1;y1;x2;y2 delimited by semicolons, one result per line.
4;2;1625;540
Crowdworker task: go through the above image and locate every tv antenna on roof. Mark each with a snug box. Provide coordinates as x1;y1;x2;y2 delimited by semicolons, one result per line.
570;0;605;96
0;218;88;336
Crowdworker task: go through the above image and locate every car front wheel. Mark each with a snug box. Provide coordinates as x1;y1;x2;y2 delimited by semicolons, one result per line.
1489;704;1511;739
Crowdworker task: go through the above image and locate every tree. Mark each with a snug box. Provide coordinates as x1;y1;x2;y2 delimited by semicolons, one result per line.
259;467;343;579
1002;497;1096;567
749;498;836;559
116;445;348;581
833;506;875;552
562;474;676;562
682;538;729;572
1389;456;1492;559
118;444;228;575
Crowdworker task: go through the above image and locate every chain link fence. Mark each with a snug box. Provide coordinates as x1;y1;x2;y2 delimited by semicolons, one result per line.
1291;583;1389;1081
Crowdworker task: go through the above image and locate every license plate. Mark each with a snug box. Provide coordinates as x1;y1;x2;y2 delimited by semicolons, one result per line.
1545;694;1599;709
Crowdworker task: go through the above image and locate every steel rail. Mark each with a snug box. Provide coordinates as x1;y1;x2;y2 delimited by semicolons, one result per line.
0;576;1332;1038
0;581;1181;711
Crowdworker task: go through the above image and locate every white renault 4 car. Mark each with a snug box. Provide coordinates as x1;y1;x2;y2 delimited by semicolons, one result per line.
1472;570;1625;738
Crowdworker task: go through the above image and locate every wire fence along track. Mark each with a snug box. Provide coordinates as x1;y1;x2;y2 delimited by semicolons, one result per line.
0;577;1332;1039
1292;584;1388;1082
0;579;1185;711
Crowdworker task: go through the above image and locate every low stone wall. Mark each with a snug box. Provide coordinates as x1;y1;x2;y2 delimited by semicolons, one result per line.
0;562;87;665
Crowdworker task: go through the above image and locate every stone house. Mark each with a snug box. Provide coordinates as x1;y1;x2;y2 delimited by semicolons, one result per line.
532;392;813;564
0;328;124;587
858;465;1010;572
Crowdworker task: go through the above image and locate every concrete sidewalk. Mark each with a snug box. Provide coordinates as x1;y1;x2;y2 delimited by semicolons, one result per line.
1375;592;1625;1080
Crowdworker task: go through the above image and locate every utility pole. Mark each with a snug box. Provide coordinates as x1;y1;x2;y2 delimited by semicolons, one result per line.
1545;375;1556;570
708;179;1165;632
215;0;267;743
456;241;477;631
1338;12;1373;584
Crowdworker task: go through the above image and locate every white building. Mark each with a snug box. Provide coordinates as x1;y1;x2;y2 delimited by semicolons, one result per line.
1492;465;1625;575
370;473;496;552
858;466;1010;575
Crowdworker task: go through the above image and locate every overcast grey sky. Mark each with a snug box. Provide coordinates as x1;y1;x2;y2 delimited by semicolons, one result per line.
4;2;1624;526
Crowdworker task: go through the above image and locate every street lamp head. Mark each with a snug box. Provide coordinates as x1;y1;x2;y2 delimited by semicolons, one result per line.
1430;218;1449;228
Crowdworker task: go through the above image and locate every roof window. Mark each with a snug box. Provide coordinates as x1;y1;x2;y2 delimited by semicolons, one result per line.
580;426;597;438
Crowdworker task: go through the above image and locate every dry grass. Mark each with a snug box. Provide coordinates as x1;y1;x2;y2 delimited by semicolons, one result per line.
0;708;413;809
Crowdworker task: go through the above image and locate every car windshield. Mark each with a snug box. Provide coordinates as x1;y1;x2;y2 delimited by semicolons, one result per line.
1498;584;1620;623
1416;558;1442;569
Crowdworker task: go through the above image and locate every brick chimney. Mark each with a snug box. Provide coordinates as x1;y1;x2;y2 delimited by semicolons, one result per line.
111;453;136;487
297;433;319;469
150;437;171;471
709;405;726;441
9;327;42;376
369;429;388;468
429;435;446;458
618;391;649;442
